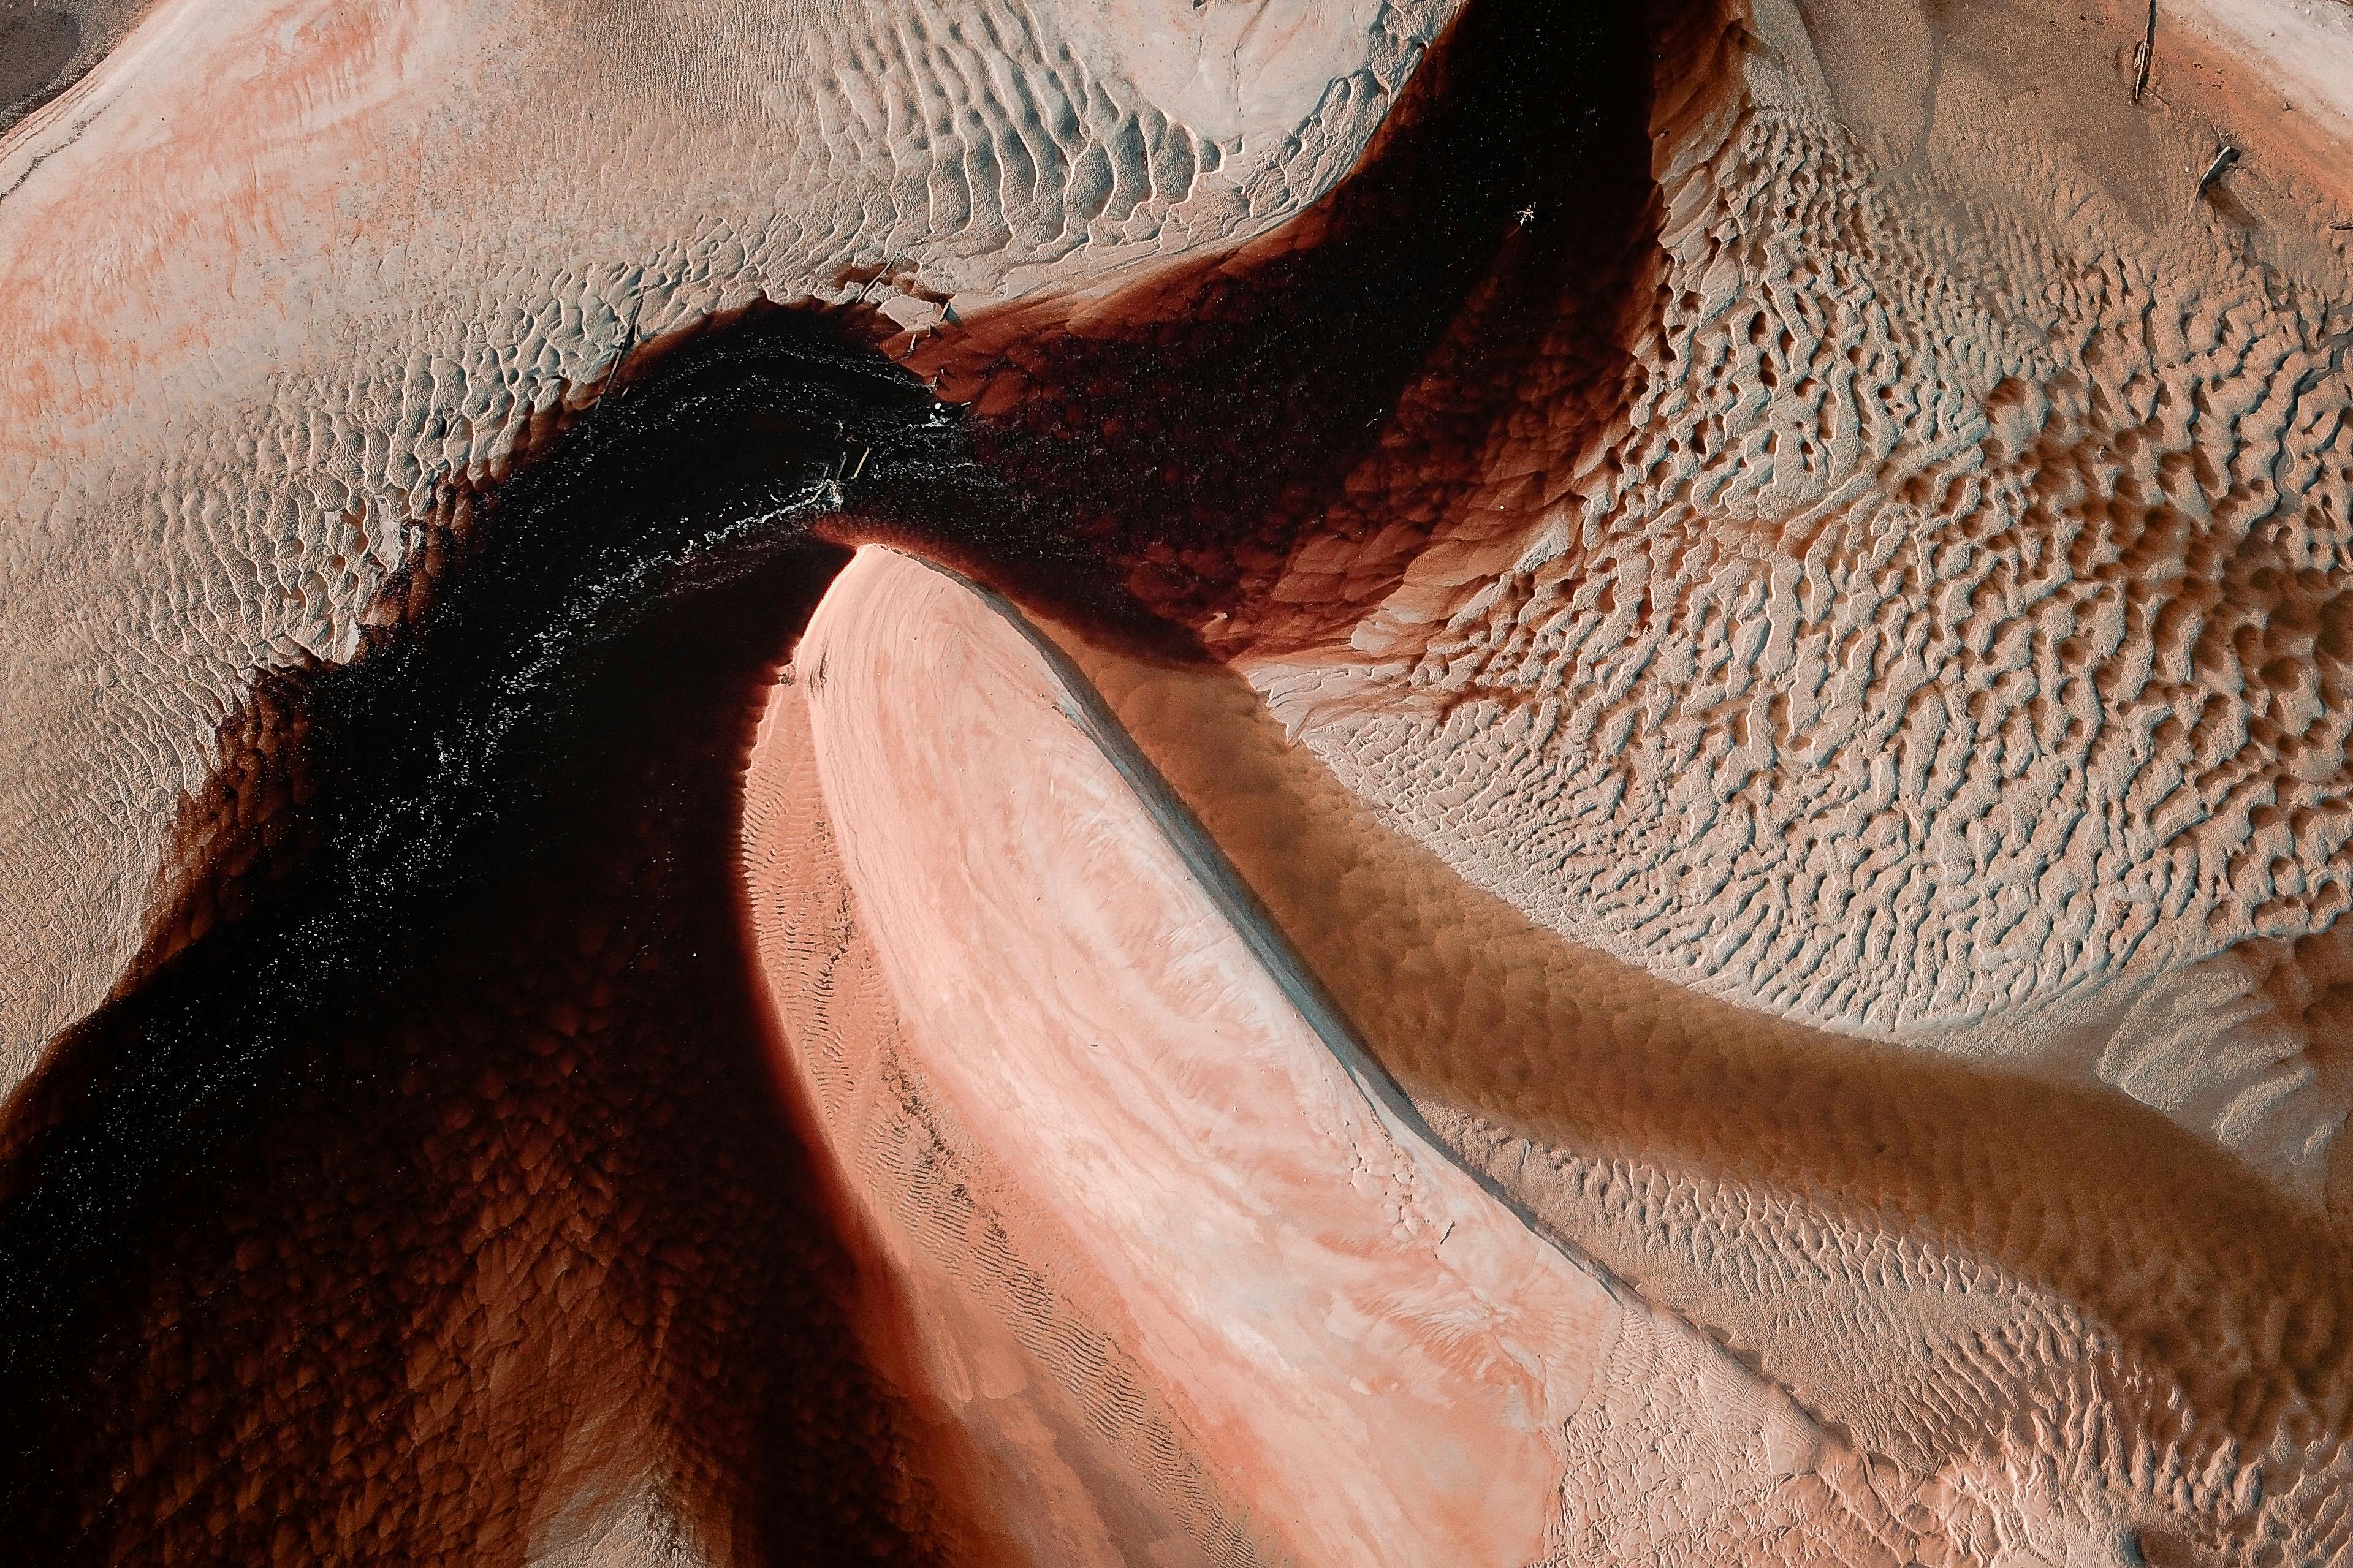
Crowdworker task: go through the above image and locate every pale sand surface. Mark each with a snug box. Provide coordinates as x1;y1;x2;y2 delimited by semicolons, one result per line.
1225;0;2353;1162
6;0;2350;1111
1052;604;2353;1559
5;0;2353;1556
743;547;1914;1566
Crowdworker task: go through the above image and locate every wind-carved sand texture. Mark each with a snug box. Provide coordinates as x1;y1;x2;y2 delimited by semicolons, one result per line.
1057;608;2353;1564
3;0;2353;1562
1225;0;2353;1200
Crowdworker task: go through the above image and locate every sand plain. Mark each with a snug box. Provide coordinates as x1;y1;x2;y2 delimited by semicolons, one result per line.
743;547;1934;1567
3;0;2353;1562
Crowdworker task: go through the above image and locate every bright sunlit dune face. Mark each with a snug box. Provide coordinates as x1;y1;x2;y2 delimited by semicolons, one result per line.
1054;0;1430;144
742;547;1996;1566
743;548;1619;1567
3;0;2353;1563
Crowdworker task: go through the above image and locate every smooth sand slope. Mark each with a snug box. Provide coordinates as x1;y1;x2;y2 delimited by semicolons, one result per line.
747;546;1617;1566
742;547;2131;1567
3;0;2353;1561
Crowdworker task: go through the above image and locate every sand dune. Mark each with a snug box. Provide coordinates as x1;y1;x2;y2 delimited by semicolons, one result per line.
3;0;2352;1561
745;547;1925;1566
0;0;1460;1060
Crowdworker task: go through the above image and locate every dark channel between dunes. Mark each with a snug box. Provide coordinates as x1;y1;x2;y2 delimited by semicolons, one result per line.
4;0;2352;1557
0;0;1694;1559
0;315;975;1566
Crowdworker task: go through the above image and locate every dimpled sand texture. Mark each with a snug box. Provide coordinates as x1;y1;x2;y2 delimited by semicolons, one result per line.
7;0;2353;1564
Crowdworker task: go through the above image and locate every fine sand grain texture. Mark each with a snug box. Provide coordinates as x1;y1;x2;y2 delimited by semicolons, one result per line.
0;0;154;135
1054;614;2353;1562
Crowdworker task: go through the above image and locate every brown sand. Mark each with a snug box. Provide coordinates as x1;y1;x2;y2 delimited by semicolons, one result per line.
6;0;2353;1561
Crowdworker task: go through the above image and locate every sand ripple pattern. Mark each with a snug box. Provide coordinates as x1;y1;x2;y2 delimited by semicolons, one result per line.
1256;21;2353;1075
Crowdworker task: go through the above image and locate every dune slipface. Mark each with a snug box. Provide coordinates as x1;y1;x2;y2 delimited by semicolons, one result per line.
4;0;2353;1563
747;548;1622;1566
